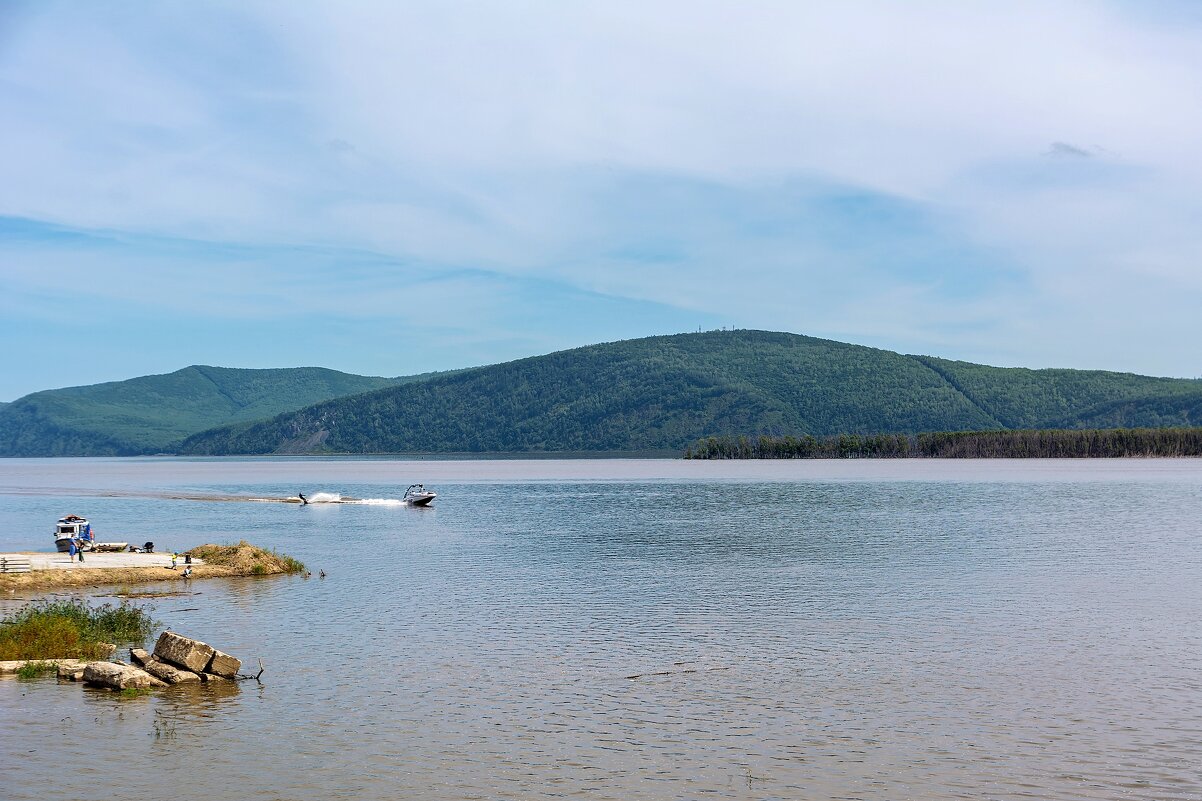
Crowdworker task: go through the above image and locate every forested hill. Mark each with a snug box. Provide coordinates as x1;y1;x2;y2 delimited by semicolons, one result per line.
910;355;1202;429
0;366;401;456
179;330;1202;455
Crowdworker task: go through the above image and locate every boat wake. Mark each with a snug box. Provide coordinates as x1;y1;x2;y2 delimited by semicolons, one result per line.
301;493;405;506
248;492;405;506
0;486;417;506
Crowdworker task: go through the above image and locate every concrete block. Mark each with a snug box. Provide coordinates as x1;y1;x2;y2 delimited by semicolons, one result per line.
83;661;165;690
206;649;242;679
154;631;215;673
142;656;201;685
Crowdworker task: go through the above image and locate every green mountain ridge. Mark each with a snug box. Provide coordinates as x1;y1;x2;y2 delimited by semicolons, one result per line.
0;365;403;456
910;355;1202;429
178;330;1202;455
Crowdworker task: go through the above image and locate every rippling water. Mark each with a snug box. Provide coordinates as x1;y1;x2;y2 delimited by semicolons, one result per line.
2;457;1201;800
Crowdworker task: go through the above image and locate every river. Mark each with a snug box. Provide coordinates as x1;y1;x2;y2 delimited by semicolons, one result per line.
1;457;1200;800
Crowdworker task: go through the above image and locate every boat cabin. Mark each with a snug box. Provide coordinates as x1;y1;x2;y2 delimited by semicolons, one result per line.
54;515;93;552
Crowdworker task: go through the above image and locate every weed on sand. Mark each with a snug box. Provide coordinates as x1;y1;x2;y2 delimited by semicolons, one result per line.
186;541;305;575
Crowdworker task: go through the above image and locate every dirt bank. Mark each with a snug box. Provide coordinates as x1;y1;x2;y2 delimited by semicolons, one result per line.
0;542;305;592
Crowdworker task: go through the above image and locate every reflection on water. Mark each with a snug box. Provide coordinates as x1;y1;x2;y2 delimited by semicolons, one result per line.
153;679;244;715
2;458;1202;800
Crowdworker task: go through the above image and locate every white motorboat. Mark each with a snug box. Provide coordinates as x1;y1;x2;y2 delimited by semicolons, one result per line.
52;515;129;553
403;484;436;507
53;515;93;552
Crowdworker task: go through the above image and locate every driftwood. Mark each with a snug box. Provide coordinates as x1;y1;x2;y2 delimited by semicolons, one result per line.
234;658;265;683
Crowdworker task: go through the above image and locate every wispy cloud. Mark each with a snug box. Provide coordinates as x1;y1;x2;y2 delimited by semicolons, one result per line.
1048;142;1093;158
3;1;1202;396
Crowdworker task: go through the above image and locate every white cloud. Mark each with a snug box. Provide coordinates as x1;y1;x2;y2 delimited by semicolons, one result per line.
3;0;1202;378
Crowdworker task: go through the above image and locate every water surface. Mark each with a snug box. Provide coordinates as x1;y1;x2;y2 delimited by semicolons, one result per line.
1;457;1200;800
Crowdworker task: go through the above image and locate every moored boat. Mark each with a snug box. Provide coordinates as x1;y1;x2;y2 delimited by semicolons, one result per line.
52;515;129;552
53;515;92;552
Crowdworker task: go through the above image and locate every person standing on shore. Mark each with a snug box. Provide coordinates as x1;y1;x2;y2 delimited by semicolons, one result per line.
76;538;84;562
68;539;76;561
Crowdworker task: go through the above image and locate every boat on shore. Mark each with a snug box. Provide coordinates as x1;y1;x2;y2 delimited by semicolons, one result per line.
52;515;128;553
403;484;436;507
54;515;91;552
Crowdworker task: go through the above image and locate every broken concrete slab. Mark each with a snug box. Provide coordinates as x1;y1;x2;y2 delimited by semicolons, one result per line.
206;649;242;679
83;661;167;690
0;658;86;676
141;656;201;685
154;631;215;673
57;662;87;681
198;671;233;682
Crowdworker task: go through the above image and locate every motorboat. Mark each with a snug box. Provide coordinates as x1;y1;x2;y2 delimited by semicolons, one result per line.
53;515;93;552
403;484;436;507
52;515;128;553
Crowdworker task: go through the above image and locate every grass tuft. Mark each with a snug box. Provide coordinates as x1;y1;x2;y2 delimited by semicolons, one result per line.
118;687;152;699
16;660;57;680
276;552;306;574
0;599;156;661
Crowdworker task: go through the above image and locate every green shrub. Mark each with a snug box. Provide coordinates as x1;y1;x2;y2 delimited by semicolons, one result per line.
16;660;56;680
273;550;306;575
0;600;156;660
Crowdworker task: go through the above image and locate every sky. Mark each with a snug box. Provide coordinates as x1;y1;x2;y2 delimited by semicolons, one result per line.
3;1;1202;399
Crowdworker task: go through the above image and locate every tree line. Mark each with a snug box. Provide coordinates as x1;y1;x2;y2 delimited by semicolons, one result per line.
683;428;1202;459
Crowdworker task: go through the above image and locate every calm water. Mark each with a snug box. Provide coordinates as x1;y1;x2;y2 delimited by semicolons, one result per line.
1;457;1201;800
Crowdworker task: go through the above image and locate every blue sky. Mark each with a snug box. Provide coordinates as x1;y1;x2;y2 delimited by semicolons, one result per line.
4;1;1202;399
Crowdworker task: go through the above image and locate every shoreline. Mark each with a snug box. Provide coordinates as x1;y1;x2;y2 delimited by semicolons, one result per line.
0;564;283;592
0;542;304;592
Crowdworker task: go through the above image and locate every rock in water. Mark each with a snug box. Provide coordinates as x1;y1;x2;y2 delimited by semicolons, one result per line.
141;656;200;685
57;662;87;681
129;648;151;667
154;631;216;673
207;649;242;679
83;661;167;690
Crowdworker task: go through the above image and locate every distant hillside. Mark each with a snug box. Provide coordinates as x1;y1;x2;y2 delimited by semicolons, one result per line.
910;356;1202;429
0;366;401;456
179;330;1202;455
